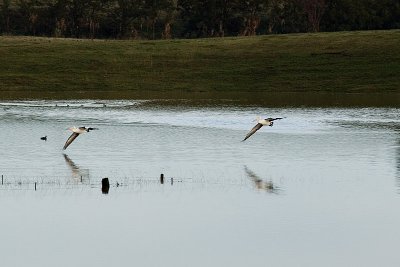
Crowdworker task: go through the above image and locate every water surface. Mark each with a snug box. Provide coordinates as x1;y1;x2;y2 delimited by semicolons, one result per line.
0;100;399;267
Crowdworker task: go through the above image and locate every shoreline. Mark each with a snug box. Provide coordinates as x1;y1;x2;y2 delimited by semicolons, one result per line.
0;90;398;107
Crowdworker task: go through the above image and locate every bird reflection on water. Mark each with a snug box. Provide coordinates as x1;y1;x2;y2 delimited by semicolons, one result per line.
244;165;280;193
63;154;90;183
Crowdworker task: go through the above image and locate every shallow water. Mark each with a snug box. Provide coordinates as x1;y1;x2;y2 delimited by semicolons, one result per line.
0;100;399;267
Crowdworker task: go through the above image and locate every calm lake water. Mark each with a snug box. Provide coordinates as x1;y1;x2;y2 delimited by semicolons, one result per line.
0;99;399;267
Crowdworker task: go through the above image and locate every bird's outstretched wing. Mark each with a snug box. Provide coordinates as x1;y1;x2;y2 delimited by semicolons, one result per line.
242;123;263;142
63;132;80;150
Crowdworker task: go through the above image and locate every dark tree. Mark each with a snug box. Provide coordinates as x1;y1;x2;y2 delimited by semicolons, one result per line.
297;0;326;32
235;0;266;36
1;0;12;33
0;0;398;38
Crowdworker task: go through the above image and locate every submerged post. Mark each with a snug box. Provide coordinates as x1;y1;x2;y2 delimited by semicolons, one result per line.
171;178;173;185
102;178;110;194
1;175;3;185
34;182;37;191
160;174;164;184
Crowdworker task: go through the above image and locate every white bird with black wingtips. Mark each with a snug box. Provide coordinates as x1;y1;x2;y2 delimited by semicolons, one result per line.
242;117;283;142
63;126;98;150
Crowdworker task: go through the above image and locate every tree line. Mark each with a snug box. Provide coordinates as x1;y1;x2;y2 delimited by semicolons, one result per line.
1;0;399;39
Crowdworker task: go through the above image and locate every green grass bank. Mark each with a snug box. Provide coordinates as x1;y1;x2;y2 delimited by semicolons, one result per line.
0;30;399;104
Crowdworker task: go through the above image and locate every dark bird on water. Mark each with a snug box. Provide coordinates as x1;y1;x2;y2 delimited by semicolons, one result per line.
242;117;283;142
40;136;47;141
63;126;98;150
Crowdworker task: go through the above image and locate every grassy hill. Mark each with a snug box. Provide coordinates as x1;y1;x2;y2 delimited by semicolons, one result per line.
0;30;399;103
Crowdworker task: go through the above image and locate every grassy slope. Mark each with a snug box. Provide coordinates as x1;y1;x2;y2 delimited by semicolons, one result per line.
0;30;399;97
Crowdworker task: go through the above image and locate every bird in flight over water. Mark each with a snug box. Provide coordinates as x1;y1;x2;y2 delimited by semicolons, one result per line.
242;117;283;142
63;126;98;150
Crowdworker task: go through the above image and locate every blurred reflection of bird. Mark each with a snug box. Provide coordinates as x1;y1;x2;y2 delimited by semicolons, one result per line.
244;165;278;193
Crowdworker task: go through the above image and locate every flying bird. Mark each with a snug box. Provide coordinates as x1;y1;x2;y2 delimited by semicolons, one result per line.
242;117;283;142
40;136;47;141
63;126;98;150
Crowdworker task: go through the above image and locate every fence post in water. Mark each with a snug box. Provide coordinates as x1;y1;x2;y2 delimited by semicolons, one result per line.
102;178;110;194
34;182;37;191
1;175;3;185
171;178;173;185
160;174;164;184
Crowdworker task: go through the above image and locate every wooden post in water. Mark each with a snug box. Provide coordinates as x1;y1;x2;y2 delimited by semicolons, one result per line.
160;174;164;184
170;178;173;185
80;176;83;183
34;182;37;191
1;175;3;185
102;178;110;194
